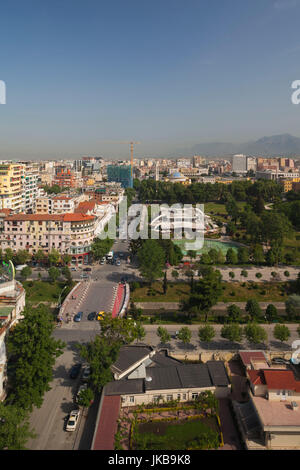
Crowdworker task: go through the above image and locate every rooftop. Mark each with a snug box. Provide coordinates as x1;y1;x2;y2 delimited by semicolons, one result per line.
252;396;300;428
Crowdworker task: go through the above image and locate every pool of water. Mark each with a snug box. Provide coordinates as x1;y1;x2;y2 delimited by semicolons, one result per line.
173;238;241;255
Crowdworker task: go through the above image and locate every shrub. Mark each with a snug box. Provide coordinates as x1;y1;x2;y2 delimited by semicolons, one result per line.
256;272;262;279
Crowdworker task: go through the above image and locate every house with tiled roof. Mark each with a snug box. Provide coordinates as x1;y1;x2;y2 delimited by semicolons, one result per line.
234;351;300;449
91;345;231;450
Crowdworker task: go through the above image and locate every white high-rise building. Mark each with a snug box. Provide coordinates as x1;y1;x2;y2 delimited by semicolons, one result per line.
232;154;247;173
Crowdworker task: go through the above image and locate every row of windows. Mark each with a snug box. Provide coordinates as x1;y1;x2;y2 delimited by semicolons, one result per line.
122;392;199;405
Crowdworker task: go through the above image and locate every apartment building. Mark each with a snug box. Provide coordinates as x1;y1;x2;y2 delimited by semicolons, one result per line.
0;163;24;213
0;275;26;401
0;213;96;264
21;162;40;212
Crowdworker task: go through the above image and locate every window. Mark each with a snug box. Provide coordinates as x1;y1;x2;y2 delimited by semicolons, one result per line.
182;394;186;400
166;395;173;402
192;393;198;400
177;394;181;400
129;396;135;403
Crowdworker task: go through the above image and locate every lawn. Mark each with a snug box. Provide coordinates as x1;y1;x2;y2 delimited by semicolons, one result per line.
204;201;246;223
23;280;75;303
133;416;220;450
131;281;289;303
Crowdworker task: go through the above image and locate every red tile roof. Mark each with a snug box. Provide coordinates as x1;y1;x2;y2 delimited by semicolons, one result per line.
248;369;266;386
5;213;95;222
263;369;300;393
92;395;121;450
239;351;267;368
74;200;97;213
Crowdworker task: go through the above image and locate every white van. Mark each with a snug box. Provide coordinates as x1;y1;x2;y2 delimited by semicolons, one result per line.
15;264;28;272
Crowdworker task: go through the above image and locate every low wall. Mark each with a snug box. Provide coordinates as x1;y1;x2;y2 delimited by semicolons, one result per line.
168;350;293;363
119;283;130;318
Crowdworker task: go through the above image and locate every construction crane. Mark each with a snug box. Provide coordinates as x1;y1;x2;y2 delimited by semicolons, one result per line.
117;141;141;177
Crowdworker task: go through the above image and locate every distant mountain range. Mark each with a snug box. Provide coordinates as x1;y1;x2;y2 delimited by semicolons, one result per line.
188;134;300;158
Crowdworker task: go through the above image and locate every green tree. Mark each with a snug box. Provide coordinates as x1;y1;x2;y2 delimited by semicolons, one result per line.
252;245;265;265
62;254;72;266
177;326;192;345
6;305;65;411
78;335;120;390
62;266;72;286
14;250;31;266
227;304;242;323
4;248;14;263
156;327;171;344
91;237;114;260
171;269;179;281
273;324;290;343
34;249;46;265
48;249;60;266
226;248;238;265
265;304;278;323
188;268;223;322
20;266;32;281
221;324;243;343
0;403;36;450
237;247;249;264
245;299;262;321
48;266;60;283
198;325;215;342
77;388;94;408
135;323;146;343
99;316;144;345
244;323;267;344
285;295;300;320
138;239;164;286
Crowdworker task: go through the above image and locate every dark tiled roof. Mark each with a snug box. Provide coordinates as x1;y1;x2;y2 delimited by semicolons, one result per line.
150;350;182;368
144;367;181;391
104;379;144;396
206;361;230;386
111;345;153;375
177;364;213;388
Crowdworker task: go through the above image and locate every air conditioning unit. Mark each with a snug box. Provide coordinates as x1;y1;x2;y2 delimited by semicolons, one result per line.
291;401;298;411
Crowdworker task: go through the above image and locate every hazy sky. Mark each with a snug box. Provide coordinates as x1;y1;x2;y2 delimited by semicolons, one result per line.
1;0;300;159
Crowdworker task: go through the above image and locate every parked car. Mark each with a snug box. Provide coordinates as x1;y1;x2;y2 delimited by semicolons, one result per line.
70;363;82;379
83;267;92;272
80;273;88;279
115;259;121;266
88;311;96;321
74;312;83;322
100;258;105;265
66;409;80;432
71;267;77;271
81;366;91;382
75;383;88;402
272;357;289;365
97;311;105;321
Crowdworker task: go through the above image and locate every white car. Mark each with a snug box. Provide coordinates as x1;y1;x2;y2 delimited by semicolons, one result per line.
66;410;80;432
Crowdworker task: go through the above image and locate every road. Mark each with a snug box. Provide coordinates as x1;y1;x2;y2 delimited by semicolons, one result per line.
27;237;300;449
27;238;130;450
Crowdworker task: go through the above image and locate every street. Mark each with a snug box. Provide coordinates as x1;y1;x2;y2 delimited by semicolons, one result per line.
27;237;300;450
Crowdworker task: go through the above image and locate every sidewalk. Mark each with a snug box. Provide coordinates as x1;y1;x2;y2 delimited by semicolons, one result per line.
59;280;91;322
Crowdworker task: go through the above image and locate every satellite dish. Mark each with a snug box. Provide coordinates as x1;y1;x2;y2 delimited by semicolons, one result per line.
145;376;152;382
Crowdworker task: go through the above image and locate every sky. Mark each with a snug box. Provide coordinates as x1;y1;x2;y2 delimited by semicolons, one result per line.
1;0;300;159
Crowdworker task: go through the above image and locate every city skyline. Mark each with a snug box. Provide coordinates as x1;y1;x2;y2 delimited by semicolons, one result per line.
1;1;300;158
